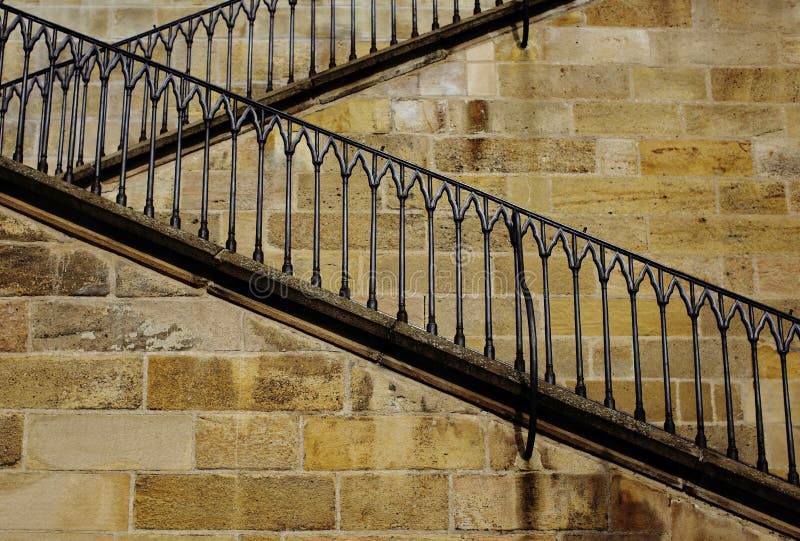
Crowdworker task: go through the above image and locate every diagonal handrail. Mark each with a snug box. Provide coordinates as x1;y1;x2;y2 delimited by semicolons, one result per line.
0;3;798;488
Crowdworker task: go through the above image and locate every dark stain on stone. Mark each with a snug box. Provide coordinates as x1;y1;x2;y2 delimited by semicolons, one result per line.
467;100;488;133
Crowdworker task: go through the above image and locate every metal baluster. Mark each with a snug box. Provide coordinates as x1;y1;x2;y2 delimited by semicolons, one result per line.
689;284;707;448
397;166;407;322
226;127;239;252
339;144;351;298
426;175;437;334
12;19;32;163
329;0;336;68
246;8;255;98
38;35;58;173
139;35;152;142
116;74;134;206
64;42;83;182
749;305;769;473
411;0;419;37
453;0;461;23
54;70;69;175
160;43;173;134
91;52;111;195
267;3;276;91
540;223;554;384
571;235;586;397
390;0;397;45
658;269;676;433
432;0;440;30
288;0;297;83
183;34;193;123
225;14;233;91
311;131;322;287
349;0;357;60
474;0;481;14
309;0;316;76
718;293;738;460
198;114;211;240
629;256;644;421
453;186;464;346
205;24;213;88
367;153;378;310
170;103;186;228
253;135;266;262
76;74;89;166
143;68;160;214
283;121;294;274
511;212;524;372
600;246;614;409
482;198;494;358
778;319;799;485
370;0;377;53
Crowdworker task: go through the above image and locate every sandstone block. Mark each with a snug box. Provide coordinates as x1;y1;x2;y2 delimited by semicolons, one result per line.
651;32;778;65
453;472;608;530
195;413;300;469
543;28;651;64
497;64;629;100
0;535;113;541
0;300;27;352
684;105;783;137
391;99;445;133
712;68;800;102
596;138;638;176
0;207;64;241
115;260;203;297
0;246;109;296
695;0;800;31
304;415;484;470
242;314;336;352
584;0;691;27
0;415;22;468
433;138;595;174
304;98;391;134
718;181;786;215
448;100;571;136
640;140;752;177
0;473;129;530
134;473;335;530
609;473;670;532
147;353;344;411
26;413;192;470
339;473;449;529
0;355;142;409
575;102;680;136
649;216;800;255
671;500;748;539
551;177;714;215
632;66;707;100
118;536;234;541
753;139;800;179
419;61;466;96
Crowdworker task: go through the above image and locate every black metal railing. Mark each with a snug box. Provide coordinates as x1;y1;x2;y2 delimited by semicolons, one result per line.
0;4;797;485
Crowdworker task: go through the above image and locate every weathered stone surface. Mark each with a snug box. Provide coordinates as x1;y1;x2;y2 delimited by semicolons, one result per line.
195;413;300;469
118;536;234;541
574;103;680;136
497;64;629;99
718;181;786;214
391;99;446;133
418;61;466;96
486;420;543;471
753;139;800;179
340;474;449;530
584;0;691;27
609;473;670;532
0;300;27;352
0;535;113;541
242;314;336;352
26;413;192;470
433;138;595;174
304;415;484;470
0;207;64;241
0;473;129;530
551;177;714;215
304;98;391;134
453;473;609;530
30;298;241;351
640;140;752;177
596;139;638;176
651;32;778;65
712;68;800;102
671;500;750;539
447;100;571;136
684;105;783;137
695;0;800;31
147;354;344;411
350;362;478;413
0;247;109;296
0;355;142;409
543;28;651;64
134;474;335;530
0;415;22;468
115;260;203;297
632;66;707;100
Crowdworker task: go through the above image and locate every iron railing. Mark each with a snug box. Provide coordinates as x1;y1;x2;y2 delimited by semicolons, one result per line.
0;4;798;485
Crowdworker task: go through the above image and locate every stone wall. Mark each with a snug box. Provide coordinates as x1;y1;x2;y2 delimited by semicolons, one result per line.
0;201;788;538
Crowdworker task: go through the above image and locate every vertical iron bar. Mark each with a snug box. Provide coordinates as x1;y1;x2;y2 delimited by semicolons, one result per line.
397;166;407;322
267;7;275;91
329;0;336;68
339;146;351;298
226;129;238;251
349;0;357;60
226;22;233;91
170;105;185;228
432;0;440;29
76;76;88;165
600;247;614;409
658;269;675;433
690;284;707;447
198;117;211;240
38;40;58;173
116;83;133;206
253;138;266;262
370;0;377;53
367;154;378;310
143;70;159;215
311;132;322;287
64;43;83;182
540;240;554;383
411;0;419;37
390;0;397;45
749;305;769;472
288;0;297;83
309;0;317;76
630;257;644;421
426;176;437;334
474;0;481;14
246;15;255;97
453;0;461;23
91;59;110;195
779;319;799;484
571;238;585;397
160;47;172;133
54;72;69;175
482;199;494;358
512;212;524;372
12;19;32;163
453;186;464;346
283;122;294;274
